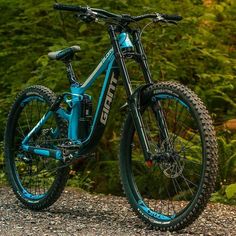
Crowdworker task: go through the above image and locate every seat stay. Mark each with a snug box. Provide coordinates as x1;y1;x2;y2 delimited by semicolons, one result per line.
21;110;53;145
20;110;64;161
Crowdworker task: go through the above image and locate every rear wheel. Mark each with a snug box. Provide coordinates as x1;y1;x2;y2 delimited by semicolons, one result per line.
119;82;218;231
4;85;69;210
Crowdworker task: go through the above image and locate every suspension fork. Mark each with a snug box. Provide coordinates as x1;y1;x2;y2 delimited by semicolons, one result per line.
114;27;171;153
152;99;172;151
132;29;172;150
131;30;153;84
108;25;152;161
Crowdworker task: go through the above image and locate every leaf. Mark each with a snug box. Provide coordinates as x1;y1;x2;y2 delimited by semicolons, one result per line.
225;184;236;199
36;55;49;67
79;24;87;33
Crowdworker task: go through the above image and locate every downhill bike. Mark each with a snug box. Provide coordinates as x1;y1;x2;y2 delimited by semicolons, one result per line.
4;3;218;231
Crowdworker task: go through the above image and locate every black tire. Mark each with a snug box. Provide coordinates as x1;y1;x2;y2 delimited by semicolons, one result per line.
119;82;218;231
4;85;70;210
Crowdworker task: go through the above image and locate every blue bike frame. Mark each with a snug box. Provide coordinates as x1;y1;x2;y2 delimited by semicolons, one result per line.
21;32;134;160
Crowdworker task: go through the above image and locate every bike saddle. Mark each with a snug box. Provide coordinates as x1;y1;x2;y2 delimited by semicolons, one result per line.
48;45;81;61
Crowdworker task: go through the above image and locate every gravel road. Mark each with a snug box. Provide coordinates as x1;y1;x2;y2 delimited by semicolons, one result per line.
0;186;235;236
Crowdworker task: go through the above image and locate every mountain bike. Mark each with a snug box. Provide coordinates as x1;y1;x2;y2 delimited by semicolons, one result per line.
4;3;218;231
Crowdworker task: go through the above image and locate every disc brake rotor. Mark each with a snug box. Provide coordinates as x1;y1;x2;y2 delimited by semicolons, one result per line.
158;137;186;178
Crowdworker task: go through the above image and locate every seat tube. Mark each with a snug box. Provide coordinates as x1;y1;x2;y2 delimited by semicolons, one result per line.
68;85;82;141
108;25;152;161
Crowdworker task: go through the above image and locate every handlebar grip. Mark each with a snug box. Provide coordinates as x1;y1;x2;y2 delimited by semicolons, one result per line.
53;3;87;13
161;14;183;21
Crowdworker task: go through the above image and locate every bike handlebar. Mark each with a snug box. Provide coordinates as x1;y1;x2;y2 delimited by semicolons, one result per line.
54;3;87;13
132;13;182;22
162;14;182;21
53;3;183;23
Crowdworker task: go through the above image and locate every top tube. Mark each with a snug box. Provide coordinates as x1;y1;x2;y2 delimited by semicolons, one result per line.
74;32;133;94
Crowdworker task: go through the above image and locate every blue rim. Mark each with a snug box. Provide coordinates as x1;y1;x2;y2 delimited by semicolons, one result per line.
138;200;175;221
21;189;46;200
136;93;190;221
153;94;189;109
20;96;44;107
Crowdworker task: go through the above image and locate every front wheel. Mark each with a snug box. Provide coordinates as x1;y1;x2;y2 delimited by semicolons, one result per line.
119;82;218;231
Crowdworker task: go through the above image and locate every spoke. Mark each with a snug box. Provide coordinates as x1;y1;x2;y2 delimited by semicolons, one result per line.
173;100;181;135
24;109;31;132
172;121;194;145
172;156;198;195
164;176;176;216
180;174;198;189
184;158;202;166
172;177;188;201
34;160;38;194
173;101;187;139
29;164;32;193
30;101;33;129
17;121;26;138
159;105;168;143
183;138;200;152
13;95;66;197
37;100;42;123
130;95;204;218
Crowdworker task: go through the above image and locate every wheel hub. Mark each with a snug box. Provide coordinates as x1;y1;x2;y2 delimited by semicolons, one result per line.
159;152;185;178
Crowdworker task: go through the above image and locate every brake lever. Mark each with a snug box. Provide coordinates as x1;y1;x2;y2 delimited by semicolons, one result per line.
153;18;167;23
153;18;177;25
75;12;97;23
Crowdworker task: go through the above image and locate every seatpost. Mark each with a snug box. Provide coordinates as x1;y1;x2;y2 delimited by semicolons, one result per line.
65;61;80;85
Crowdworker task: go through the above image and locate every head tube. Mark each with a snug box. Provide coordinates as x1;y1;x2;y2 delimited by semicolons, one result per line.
118;33;133;49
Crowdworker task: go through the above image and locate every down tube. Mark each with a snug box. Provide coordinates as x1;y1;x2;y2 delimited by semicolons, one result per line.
79;62;119;155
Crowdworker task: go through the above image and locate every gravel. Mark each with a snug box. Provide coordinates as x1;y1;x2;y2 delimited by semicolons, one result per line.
0;186;235;236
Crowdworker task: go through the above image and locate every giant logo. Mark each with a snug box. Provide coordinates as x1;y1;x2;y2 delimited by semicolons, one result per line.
100;73;117;125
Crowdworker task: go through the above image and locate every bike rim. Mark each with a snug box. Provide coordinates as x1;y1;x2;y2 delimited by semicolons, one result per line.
10;96;64;200
129;93;204;222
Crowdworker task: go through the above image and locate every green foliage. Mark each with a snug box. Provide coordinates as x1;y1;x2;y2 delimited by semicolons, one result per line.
82;159;122;195
0;142;7;185
226;183;236;199
0;0;236;203
211;184;236;205
217;136;236;185
67;171;95;191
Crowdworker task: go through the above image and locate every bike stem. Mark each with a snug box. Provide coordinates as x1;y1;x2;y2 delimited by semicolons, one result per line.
108;25;152;161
